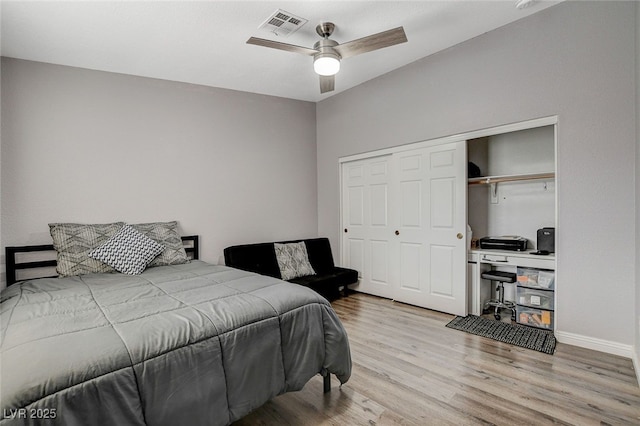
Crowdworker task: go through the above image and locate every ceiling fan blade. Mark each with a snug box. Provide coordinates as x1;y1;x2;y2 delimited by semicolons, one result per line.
246;37;318;56
319;75;335;93
333;27;407;59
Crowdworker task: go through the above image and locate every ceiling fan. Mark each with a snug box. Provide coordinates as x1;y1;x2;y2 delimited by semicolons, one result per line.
247;22;408;94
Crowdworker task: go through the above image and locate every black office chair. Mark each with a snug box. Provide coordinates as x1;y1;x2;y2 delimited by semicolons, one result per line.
482;270;517;321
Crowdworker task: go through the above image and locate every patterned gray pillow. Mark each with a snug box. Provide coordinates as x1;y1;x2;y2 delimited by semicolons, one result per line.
274;242;316;280
49;222;125;277
88;224;164;275
130;221;189;267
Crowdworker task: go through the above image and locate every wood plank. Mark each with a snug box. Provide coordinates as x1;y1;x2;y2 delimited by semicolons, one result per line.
232;292;640;425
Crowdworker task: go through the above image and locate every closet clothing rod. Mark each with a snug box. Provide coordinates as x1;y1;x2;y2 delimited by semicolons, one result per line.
468;172;555;186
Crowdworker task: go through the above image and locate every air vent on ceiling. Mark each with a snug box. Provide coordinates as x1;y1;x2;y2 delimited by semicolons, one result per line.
258;9;308;37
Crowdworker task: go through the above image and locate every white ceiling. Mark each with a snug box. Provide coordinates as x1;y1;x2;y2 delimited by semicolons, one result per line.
0;1;561;102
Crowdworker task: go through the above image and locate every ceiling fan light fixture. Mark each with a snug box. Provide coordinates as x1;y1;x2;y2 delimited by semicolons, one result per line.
248;21;407;93
314;53;340;76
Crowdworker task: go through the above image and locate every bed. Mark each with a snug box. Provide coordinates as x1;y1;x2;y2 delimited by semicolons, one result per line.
1;226;352;426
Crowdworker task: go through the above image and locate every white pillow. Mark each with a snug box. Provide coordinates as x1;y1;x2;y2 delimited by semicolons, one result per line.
88;224;164;275
274;242;316;280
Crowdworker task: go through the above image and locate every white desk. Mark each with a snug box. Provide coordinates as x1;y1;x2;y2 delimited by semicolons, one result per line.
467;249;556;317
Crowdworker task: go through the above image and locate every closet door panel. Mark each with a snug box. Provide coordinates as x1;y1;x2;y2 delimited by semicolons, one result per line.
347;186;364;226
366;157;393;297
393;149;429;305
341;156;395;299
370;184;388;226
423;143;467;316
346;238;365;280
370;240;389;284
400;180;422;227
429;244;455;296
399;242;421;291
392;142;467;316
430;178;455;228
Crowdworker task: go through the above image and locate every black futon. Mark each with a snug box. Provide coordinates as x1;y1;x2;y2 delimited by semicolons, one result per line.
223;238;358;300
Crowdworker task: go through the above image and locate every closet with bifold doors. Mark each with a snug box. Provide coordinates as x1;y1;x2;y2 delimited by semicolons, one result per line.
340;140;468;316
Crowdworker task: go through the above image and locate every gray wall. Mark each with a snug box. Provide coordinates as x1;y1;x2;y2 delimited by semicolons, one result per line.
634;0;640;366
317;2;637;347
0;58;318;287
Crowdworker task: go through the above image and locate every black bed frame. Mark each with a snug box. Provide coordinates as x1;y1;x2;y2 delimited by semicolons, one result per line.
5;235;199;287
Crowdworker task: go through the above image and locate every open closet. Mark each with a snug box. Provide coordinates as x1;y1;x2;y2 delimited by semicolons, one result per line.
467;124;556;329
339;117;557;322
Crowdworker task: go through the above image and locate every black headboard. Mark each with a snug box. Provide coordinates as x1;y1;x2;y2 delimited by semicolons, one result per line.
5;235;199;287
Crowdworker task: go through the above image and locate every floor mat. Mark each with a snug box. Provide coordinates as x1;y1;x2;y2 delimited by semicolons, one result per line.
446;315;556;354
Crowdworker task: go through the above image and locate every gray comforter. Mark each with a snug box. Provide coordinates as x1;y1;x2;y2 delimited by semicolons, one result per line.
0;261;351;425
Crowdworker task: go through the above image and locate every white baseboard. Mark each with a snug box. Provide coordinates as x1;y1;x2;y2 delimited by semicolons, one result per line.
555;330;634;358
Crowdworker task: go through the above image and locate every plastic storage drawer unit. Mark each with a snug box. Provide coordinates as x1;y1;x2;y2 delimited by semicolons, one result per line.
516;306;554;330
517;287;554;310
517;267;555;290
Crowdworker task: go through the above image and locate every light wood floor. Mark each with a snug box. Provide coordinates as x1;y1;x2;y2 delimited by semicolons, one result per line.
235;292;640;425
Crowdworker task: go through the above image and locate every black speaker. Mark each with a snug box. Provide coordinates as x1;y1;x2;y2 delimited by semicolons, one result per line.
537;227;555;253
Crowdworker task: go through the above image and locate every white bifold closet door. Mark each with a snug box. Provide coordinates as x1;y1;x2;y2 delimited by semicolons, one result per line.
341;141;467;316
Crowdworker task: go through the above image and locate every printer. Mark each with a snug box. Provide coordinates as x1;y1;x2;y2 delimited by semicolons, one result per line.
479;236;528;251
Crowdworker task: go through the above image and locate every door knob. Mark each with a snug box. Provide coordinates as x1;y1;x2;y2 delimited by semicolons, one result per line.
457;233;463;239
395;230;400;235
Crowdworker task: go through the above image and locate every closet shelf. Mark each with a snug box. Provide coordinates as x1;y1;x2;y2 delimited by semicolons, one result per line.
468;172;555;185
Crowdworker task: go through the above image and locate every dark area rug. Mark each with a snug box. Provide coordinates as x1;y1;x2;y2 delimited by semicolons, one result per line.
446;315;556;354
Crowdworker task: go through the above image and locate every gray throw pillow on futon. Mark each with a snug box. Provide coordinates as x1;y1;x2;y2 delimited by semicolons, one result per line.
49;222;126;277
130;221;189;267
274;242;316;280
88;224;164;275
